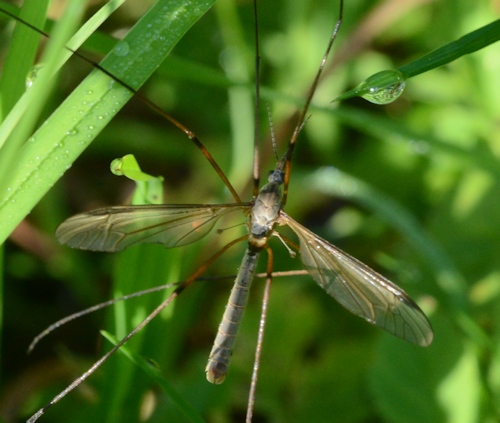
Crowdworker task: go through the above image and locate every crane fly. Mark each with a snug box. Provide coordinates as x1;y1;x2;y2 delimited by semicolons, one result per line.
11;0;433;420
53;0;432;384
56;151;433;384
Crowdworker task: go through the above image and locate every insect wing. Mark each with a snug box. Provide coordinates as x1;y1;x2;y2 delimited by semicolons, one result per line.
280;212;433;346
56;204;248;252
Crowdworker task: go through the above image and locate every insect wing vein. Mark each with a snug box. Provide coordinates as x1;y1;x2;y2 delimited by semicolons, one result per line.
56;204;249;252
280;212;433;346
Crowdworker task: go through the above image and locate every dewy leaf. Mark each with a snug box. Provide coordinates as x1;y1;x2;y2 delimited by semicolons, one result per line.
0;0;215;245
335;20;500;103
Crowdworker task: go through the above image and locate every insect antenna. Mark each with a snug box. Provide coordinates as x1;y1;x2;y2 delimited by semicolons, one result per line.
282;0;344;206
252;0;261;197
266;102;280;161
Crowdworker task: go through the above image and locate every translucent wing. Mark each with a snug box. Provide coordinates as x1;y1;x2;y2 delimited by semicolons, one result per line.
56;203;248;252
280;212;433;346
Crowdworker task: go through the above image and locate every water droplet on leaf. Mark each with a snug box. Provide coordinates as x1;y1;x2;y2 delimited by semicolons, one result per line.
335;69;406;105
26;63;45;89
114;41;130;57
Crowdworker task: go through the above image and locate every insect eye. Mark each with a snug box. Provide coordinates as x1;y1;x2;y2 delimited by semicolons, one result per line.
267;170;284;184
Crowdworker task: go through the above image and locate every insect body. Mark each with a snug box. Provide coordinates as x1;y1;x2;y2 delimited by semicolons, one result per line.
56;147;433;388
206;157;285;383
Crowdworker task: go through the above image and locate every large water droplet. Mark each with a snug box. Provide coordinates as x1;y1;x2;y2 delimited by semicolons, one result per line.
361;70;406;104
335;69;406;105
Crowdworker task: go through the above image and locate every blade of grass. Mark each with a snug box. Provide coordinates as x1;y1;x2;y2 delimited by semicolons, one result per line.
0;0;215;245
336;20;500;101
0;0;50;117
0;0;87;187
397;19;500;79
0;0;125;168
100;160;181;422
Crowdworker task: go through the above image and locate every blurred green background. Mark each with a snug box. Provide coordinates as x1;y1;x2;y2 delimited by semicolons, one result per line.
1;0;500;422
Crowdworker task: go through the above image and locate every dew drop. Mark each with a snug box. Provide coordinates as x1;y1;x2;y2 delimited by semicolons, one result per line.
66;129;78;136
26;63;45;89
114;41;130;57
335;69;406;105
360;70;406;105
362;83;405;104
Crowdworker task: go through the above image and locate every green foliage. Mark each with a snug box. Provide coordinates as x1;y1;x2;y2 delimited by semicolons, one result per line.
0;0;499;422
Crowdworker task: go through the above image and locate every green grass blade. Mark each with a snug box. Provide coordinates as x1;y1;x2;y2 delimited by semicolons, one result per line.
397;19;500;79
0;0;87;182
0;0;50;117
0;0;125;179
0;0;215;245
336;20;500;102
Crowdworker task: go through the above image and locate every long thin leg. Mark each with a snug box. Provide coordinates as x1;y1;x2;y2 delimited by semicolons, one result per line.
26;234;247;423
246;246;274;423
27;290;180;423
28;270;309;354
